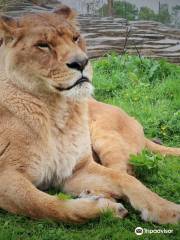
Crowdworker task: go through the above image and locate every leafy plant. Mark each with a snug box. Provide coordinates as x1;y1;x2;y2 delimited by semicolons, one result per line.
139;7;157;21
130;150;165;180
57;193;72;200
99;2;174;25
99;1;138;20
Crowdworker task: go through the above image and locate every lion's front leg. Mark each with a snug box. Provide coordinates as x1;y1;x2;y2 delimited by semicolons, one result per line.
63;160;180;224
0;169;128;223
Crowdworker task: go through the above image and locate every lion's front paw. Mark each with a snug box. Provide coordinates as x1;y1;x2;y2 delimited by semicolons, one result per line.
97;198;128;219
141;201;180;224
79;189;128;219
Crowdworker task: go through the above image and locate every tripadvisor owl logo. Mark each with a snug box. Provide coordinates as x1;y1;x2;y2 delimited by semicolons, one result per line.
135;227;143;235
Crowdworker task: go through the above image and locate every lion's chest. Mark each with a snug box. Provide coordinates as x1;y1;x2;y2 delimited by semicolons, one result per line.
37;119;91;190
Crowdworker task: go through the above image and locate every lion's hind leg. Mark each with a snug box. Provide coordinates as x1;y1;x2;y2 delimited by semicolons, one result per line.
91;128;134;174
89;99;145;174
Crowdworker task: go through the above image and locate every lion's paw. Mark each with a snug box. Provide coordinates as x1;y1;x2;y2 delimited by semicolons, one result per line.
141;202;180;224
79;189;128;219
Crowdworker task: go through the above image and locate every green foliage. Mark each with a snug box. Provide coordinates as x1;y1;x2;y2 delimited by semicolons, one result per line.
0;0;7;5
112;1;138;20
172;5;180;27
139;4;171;24
139;7;157;21
57;192;72;200
93;53;180;145
158;4;171;24
0;55;179;239
100;1;138;20
130;150;165;179
100;2;174;25
131;150;163;171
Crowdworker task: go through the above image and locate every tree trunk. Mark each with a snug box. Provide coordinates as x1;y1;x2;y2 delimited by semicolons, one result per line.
108;0;113;16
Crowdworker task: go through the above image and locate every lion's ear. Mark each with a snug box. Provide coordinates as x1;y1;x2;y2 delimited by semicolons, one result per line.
53;5;77;21
0;15;19;45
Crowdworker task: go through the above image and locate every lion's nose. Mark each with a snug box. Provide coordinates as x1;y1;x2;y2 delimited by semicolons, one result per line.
66;57;89;72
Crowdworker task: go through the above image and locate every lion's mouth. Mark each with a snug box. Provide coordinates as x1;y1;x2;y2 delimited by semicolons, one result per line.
55;77;90;92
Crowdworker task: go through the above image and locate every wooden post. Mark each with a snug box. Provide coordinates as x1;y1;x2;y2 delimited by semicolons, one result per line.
158;1;161;21
108;0;113;16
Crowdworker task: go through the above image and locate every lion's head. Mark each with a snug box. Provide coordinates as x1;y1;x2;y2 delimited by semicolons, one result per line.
0;5;93;100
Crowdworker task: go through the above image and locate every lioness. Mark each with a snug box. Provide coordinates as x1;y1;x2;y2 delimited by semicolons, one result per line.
0;5;179;224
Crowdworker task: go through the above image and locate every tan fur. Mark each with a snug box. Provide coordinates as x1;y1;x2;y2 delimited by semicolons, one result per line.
0;6;179;224
88;99;180;173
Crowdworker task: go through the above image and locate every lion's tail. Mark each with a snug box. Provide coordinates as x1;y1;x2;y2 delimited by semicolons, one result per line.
145;138;180;156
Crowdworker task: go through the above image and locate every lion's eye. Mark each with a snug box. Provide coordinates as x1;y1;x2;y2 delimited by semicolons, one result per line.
73;35;80;44
36;42;51;51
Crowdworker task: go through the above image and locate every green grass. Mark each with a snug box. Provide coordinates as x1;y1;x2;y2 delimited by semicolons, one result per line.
0;54;180;239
